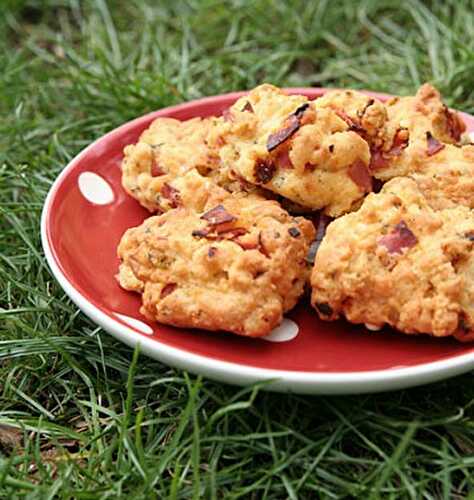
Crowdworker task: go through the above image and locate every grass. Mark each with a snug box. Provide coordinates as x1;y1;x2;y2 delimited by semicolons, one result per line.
1;0;474;497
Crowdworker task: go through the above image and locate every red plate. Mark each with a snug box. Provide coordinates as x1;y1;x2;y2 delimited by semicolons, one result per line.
41;88;474;394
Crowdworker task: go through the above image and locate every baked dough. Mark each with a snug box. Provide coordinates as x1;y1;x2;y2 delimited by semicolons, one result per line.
311;177;474;341
118;190;315;337
216;84;372;216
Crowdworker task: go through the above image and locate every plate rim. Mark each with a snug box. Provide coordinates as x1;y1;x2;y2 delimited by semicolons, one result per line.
41;87;474;394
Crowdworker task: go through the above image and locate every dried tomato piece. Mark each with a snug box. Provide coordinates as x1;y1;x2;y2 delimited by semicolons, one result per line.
151;158;165;177
254;158;276;184
161;283;177;298
379;221;417;254
192;227;213;238
161;183;181;208
426;131;445;156
215;221;239;234
234;239;259;250
335;109;353;125
445;107;466;142
389;129;409;156
266;103;310;152
276;149;293;169
219;228;247;239
201;205;237;225
369;148;389;171
267;115;300;152
369;130;408;172
335;110;364;134
348;160;372;192
242;101;254;113
233;232;259;250
193;222;246;241
193;229;210;238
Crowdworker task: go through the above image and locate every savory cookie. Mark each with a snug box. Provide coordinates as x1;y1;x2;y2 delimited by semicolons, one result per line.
117;194;315;337
216;84;372;216
121;117;222;212
311;177;474;341
370;83;466;180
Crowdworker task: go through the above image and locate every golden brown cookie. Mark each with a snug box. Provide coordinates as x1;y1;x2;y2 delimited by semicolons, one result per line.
311;177;474;341
216;84;372;216
118;193;315;337
121;117;223;212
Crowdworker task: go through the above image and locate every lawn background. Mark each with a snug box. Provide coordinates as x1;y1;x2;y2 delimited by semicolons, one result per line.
1;0;474;498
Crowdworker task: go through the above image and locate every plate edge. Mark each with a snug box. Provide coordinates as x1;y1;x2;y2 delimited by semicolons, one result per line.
40;88;474;394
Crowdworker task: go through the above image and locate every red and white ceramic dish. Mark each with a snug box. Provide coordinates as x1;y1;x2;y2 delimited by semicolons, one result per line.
41;88;474;394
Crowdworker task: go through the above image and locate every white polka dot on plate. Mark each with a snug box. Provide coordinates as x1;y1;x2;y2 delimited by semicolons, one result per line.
115;313;153;335
365;323;382;331
78;172;114;205
262;318;299;342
